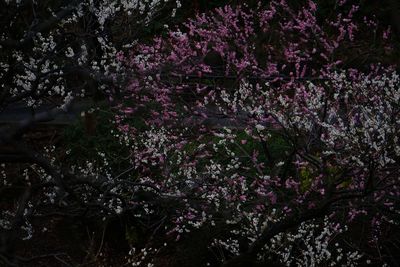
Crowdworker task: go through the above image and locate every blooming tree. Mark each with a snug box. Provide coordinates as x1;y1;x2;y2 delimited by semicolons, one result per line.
116;1;400;266
0;0;184;109
0;0;183;265
0;0;399;266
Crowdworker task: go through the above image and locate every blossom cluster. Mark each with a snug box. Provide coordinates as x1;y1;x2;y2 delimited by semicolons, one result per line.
0;0;182;108
117;0;400;265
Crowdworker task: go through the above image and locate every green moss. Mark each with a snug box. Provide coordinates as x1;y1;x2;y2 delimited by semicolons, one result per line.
300;168;313;192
